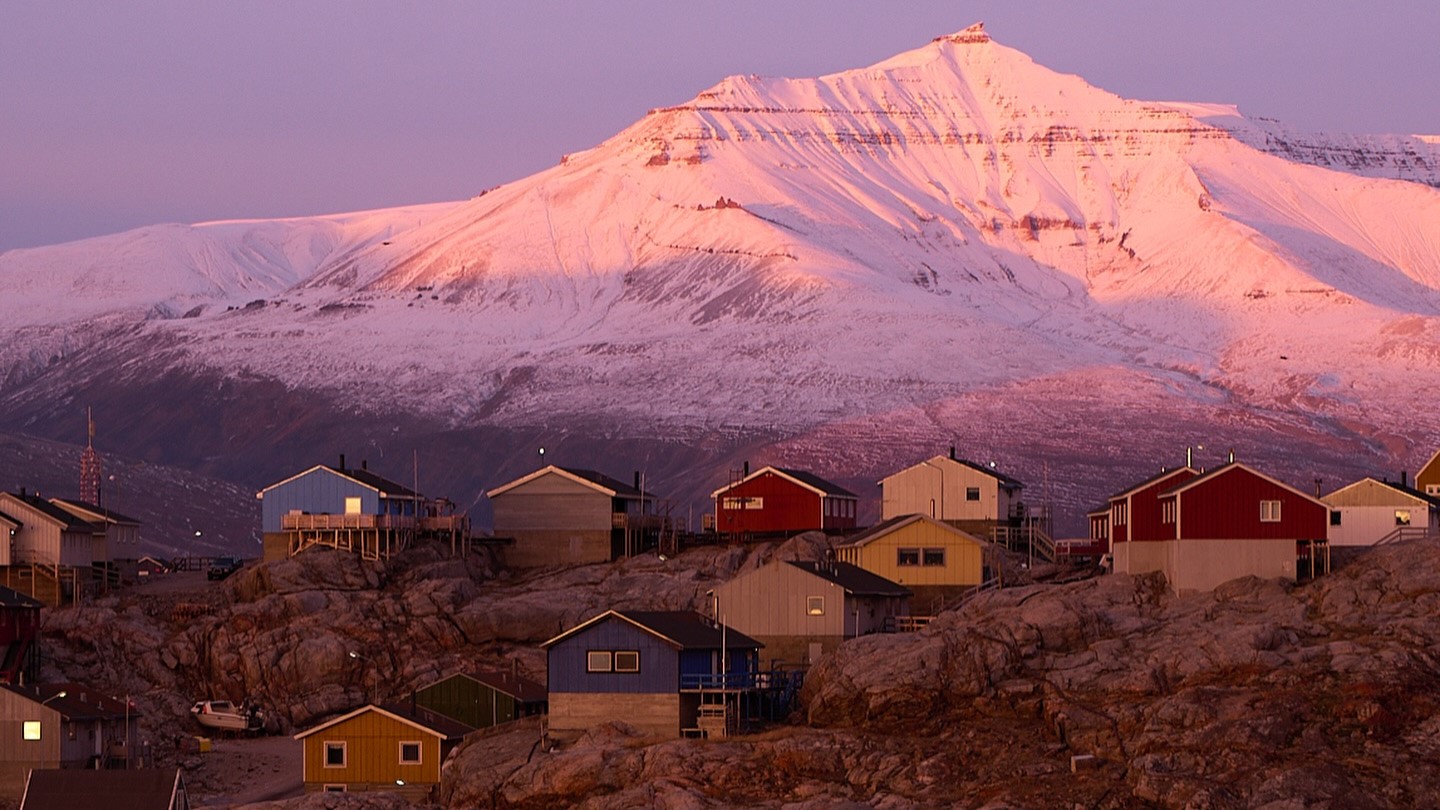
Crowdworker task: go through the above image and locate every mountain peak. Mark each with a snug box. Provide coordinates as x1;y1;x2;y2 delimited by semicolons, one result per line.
933;22;989;45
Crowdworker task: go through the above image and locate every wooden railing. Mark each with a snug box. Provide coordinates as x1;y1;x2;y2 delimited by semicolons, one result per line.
884;615;932;633
1374;526;1437;546
281;513;417;531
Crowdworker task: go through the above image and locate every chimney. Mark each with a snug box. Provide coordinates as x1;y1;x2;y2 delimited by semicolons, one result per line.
634;471;640;491
743;461;750;477
339;454;346;470
1402;471;1409;487
949;446;956;460
362;459;368;471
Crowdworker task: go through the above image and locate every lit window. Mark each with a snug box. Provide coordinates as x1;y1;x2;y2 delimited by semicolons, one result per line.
23;721;40;741
399;741;422;765
1395;511;1412;526
324;741;347;768
344;497;362;515
587;651;613;672
965;487;980;502
806;596;825;616
922;548;945;566
747;497;763;510
897;548;920;566
1260;501;1282;522
614;651;640;672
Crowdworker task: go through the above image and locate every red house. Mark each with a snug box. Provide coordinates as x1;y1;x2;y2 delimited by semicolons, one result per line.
1106;466;1199;546
1113;461;1329;594
711;467;857;536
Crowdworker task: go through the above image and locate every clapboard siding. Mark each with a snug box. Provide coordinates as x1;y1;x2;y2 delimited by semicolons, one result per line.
548;618;678;694
837;519;985;587
548;692;680;737
301;710;441;788
261;469;380;533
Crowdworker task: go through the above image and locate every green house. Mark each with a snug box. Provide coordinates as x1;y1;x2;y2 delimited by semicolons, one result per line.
412;670;547;730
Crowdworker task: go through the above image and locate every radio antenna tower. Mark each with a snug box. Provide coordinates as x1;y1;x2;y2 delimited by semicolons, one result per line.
79;407;102;505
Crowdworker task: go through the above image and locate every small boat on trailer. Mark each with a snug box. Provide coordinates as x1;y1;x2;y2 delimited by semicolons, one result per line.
191;699;264;732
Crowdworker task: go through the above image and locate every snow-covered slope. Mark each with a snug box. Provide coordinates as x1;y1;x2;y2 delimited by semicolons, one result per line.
3;23;1439;488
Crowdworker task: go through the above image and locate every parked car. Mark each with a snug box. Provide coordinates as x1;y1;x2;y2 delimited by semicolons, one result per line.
207;557;243;580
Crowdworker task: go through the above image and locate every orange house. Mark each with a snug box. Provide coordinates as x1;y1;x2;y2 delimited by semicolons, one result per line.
293;703;470;801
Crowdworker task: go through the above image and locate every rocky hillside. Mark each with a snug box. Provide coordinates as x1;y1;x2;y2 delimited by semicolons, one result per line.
33;536;1440;808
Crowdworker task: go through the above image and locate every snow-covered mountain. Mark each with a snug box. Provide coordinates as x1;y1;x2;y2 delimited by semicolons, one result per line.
3;23;1439;528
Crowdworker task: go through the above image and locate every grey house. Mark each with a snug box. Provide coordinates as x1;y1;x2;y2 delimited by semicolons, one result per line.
713;559;911;665
486;466;656;568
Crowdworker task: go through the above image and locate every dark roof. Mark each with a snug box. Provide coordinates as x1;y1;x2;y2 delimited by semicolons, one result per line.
771;468;857;498
945;457;1025;489
0;683;135;721
327;466;420;498
0;509;18;527
460;670;547;704
558;468;646;498
21;768;182;810
616;610;763;651
0;586;43;610
2;493;102;533
1107;466;1198;501
1371;478;1440;508
377;701;474;740
49;498;141;526
839;515;917;546
785;560;912;597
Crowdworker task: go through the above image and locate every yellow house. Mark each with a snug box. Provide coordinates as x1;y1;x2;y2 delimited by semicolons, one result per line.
834;515;993;604
1417;449;1440;498
293;704;471;801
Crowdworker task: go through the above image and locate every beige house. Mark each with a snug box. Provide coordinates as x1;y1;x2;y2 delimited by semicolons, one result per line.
1321;477;1440;546
879;451;1024;537
834;515;992;605
487;466;654;568
48;500;140;565
712;560;910;665
0;683;138;799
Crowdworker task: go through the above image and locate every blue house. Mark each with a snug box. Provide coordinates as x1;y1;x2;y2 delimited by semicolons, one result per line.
257;456;422;562
542;610;762;739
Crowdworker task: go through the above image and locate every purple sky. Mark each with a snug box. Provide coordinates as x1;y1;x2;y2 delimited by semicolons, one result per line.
3;1;1437;253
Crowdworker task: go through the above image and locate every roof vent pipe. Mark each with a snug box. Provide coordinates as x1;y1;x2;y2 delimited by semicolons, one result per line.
634;471;640;491
949;446;956;460
1227;449;1235;464
339;454;346;470
362;459;368;471
743;461;749;477
1402;471;1408;487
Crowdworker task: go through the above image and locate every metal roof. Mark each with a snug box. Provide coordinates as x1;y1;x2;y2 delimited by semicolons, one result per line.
294;702;472;741
0;493;103;533
879;455;1025;489
1105;466;1198;502
835;514;985;551
785;560;912;597
20;768;184;810
0;585;44;609
49;498;142;526
712;466;857;499
420;670;548;705
542;609;762;651
0;683;135;721
486;465;649;499
258;464;420;498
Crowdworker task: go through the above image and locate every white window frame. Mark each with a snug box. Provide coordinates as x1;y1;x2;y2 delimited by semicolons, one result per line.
1112;502;1127;525
1260;500;1282;523
1161;501;1175;524
806;596;825;616
323;740;347;769
587;651;613;672
614;650;640;672
398;740;422;765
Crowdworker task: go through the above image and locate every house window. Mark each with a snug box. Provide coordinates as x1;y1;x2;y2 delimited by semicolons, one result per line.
398;741;422;765
922;548;945;566
806;596;825;616
587;651;613;672
323;741;347;768
1395;510;1412;526
344;497;362;515
614;651;640;672
748;497;763;510
1260;500;1282;522
22;721;39;741
1330;511;1342;526
965;487;980;502
1112;502;1127;525
1161;501;1175;524
1429;485;1440;496
897;548;920;566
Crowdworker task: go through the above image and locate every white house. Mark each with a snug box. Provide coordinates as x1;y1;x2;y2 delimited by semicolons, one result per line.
1321;477;1440;546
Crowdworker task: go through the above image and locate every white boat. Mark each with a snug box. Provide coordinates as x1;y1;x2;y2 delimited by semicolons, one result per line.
190;699;263;732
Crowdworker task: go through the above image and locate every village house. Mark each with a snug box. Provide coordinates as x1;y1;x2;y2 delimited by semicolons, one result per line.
833;514;993;606
257;456;465;562
879;450;1024;531
412;668;547;730
710;465;857;537
0;587;42;685
543;610;762;739
486;465;660;567
0;683;140;799
1322;476;1440;546
1111;461;1329;595
47;498;139;568
19;768;189;810
293;703;471;800
0;492;105;606
1416;449;1440;497
712;559;911;665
